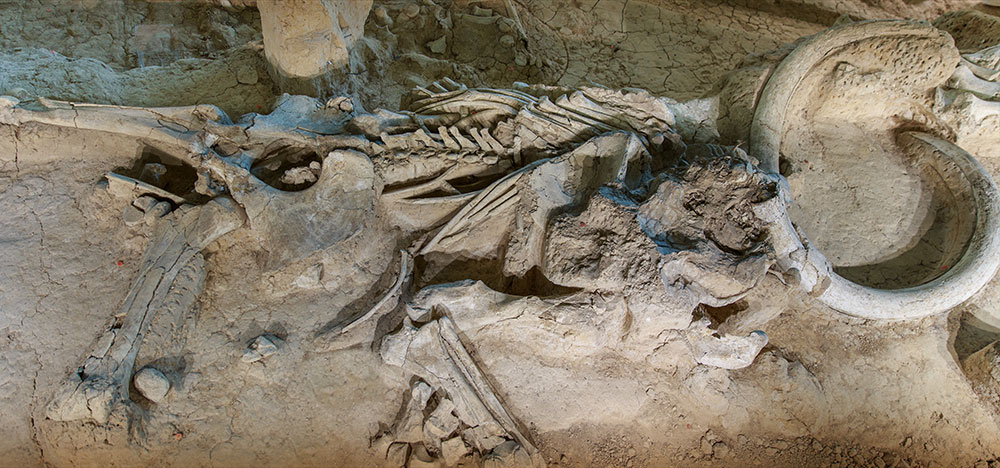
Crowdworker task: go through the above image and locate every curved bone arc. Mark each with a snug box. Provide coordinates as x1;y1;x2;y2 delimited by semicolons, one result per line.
949;64;1000;99
961;57;1000;82
417;159;548;255
750;20;958;174
807;133;1000;320
46;198;244;423
337;250;413;337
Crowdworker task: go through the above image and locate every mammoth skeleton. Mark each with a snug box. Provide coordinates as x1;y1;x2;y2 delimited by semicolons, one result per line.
4;17;1000;466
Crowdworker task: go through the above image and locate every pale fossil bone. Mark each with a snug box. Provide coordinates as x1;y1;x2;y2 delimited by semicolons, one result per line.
750;20;1000;319
46;197;244;423
750;20;960;174
948;63;1000;100
380;315;545;467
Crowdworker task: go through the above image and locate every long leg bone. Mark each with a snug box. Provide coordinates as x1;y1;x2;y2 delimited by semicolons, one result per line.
381;316;545;467
0;97;227;156
46;197;244;424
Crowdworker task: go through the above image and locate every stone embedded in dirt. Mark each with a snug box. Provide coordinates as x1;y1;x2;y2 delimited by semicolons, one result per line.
241;334;282;363
713;441;730;459
424;398;460;440
133;367;171;403
427;36;448;55
482;440;532;468
122;204;144;226
133;195;157;212
386;442;410;467
441;437;469;466
257;0;372;77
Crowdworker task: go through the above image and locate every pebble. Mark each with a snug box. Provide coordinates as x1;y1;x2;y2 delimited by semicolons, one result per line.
122;204;144;226
427;36;447;55
133;366;170;403
374;6;393;27
241;334;282;363
235;65;258;85
401;4;421;19
386;442;409;467
441;437;469;466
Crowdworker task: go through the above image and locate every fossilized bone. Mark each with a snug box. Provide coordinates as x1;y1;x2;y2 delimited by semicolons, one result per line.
750;20;960;174
46;197;244;423
381;315;545;467
0;95;377;270
750;20;1000;320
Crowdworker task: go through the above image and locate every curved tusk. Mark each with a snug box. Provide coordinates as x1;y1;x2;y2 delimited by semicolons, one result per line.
750;20;959;174
804;133;1000;320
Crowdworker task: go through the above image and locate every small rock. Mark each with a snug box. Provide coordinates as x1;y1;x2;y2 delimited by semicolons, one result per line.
133;367;170;403
411;381;433;409
514;53;528;67
427;36;448;55
976;462;989;468
424;398;460;440
386;442;410;467
292;264;323;289
812;440;823;451
133;195;157;212
123;204;145;226
471;5;492;16
406;304;433;323
559;27;572;35
374;6;393;27
235;65;259;85
441;437;469;466
701;438;715;455
713;441;729;459
401;4;421;19
902;436;912;448
144;201;172;225
241;334;282;363
924;442;934;452
483;441;532;468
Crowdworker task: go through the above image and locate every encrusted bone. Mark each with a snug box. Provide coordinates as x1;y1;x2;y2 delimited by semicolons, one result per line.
380;316;545;467
964;44;1000;71
948;63;1000;99
46;197;244;423
318;250;414;351
0;97;227;156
